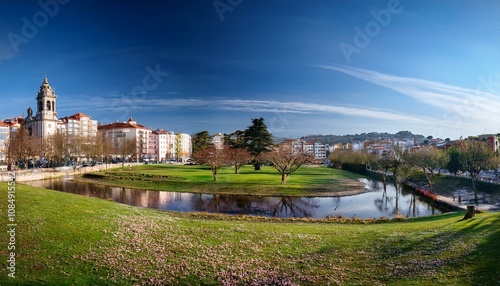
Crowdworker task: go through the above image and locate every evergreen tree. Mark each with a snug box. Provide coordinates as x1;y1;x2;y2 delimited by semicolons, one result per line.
244;117;273;155
223;130;245;148
243;117;274;170
192;131;213;155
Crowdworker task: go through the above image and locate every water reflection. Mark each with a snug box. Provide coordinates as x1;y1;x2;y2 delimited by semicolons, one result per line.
24;177;446;219
190;194;319;218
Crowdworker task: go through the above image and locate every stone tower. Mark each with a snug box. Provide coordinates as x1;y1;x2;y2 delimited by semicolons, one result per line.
25;77;59;138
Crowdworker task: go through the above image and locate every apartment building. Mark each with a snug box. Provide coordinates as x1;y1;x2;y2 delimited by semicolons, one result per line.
98;117;152;161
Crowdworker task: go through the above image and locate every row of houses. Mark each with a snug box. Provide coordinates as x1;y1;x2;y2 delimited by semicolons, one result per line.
280;139;328;161
99;118;192;162
333;134;500;159
0;77;192;163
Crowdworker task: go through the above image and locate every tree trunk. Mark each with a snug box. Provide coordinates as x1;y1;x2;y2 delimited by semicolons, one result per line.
281;173;286;185
213;169;218;181
463;205;475;220
393;168;399;190
424;171;433;193
471;176;478;205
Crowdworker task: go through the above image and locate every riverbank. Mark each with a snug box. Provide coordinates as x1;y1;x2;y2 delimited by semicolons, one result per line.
78;165;369;197
1;182;499;285
351;166;500;213
0;163;143;182
404;181;500;213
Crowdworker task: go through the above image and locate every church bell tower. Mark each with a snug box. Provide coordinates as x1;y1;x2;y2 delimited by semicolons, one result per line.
34;77;58;137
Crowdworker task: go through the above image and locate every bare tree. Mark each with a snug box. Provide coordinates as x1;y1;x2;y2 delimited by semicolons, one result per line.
457;140;497;205
193;146;230;181
376;157;393;188
390;144;408;187
118;138;137;169
68;134;84;164
80;135;96;163
99;132;114;169
263;146;313;184
405;146;449;193
45;131;69;166
6;125;41;169
226;146;253;174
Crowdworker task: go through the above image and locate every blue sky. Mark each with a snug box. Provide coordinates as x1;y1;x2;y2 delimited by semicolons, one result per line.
1;0;499;139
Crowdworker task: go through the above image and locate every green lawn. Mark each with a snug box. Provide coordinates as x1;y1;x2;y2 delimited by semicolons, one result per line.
1;183;499;285
81;164;367;196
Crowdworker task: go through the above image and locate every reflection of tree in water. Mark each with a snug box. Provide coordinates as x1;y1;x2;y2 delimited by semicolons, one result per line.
192;194;266;214
192;194;318;218
374;189;393;213
406;193;418;217
271;197;318;218
373;182;402;216
374;184;438;218
193;194;229;213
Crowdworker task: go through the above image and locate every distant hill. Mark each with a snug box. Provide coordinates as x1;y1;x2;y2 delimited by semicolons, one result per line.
301;131;425;145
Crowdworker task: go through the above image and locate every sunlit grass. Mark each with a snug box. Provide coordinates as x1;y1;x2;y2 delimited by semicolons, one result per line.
81;164;367;196
0;183;499;285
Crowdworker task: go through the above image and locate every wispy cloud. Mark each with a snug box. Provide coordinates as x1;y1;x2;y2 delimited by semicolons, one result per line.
60;64;500;137
61;95;433;125
316;64;500;137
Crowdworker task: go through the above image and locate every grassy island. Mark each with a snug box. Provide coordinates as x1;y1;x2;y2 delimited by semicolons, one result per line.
1;182;499;285
79;164;368;197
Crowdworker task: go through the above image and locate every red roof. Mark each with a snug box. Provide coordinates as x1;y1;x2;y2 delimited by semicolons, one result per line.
60;112;92;123
153;129;171;135
98;121;150;130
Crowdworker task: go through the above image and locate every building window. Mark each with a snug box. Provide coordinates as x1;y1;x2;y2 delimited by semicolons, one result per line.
47;100;51;111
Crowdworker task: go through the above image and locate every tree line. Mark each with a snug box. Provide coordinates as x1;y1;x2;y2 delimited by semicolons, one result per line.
329;140;499;205
5;125;138;170
192;117;313;184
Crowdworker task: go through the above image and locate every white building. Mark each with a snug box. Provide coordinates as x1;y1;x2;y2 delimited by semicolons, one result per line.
314;142;327;161
351;141;364;151
98;117;152;161
282;139;325;161
58;113;98;137
149;129;172;162
151;130;192;162
23;77;98;150
212;133;224;149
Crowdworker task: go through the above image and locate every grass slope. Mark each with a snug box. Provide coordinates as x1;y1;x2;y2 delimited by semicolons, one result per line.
0;183;499;285
81;165;367;196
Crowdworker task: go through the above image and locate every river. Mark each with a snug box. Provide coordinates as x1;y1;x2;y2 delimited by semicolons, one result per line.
24;177;446;219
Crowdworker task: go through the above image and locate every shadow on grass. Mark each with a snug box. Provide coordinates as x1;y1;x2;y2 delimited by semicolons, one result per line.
369;212;500;284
